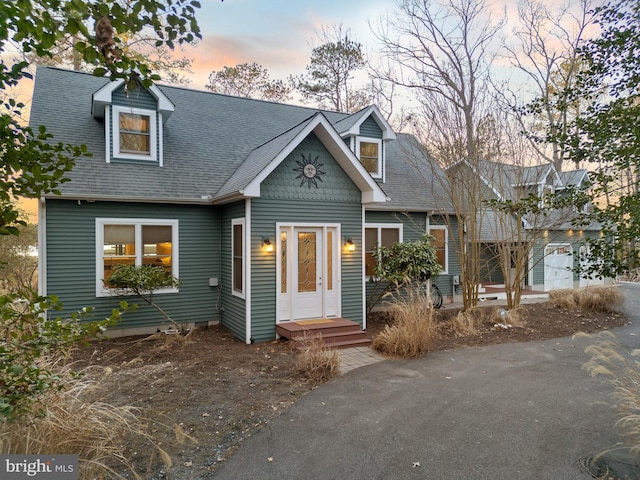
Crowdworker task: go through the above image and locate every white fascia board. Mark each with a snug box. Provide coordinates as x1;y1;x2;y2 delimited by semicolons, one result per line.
91;78;174;121
244;114;388;204
92;79;124;118
340;106;397;141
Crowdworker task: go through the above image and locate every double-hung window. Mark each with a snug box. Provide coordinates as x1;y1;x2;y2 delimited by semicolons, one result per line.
364;224;402;276
356;137;382;178
232;219;245;297
428;225;448;274
112;105;157;161
96;218;178;296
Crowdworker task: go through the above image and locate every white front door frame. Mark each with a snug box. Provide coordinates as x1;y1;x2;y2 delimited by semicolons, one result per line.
276;223;341;323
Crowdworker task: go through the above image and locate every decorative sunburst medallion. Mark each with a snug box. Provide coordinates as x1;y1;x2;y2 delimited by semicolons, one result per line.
293;153;326;188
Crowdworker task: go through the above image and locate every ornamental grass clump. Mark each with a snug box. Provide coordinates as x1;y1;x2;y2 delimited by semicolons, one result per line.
582;332;640;462
549;286;624;313
0;362;171;479
372;286;437;358
295;335;341;383
447;308;482;337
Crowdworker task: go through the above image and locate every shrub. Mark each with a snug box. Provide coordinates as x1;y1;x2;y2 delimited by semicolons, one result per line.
367;234;442;314
0;291;128;419
372;286;438;358
550;286;625;313
295;336;340;383
108;265;182;330
582;332;640;461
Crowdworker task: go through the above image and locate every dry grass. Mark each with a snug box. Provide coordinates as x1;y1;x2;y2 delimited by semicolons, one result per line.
0;361;172;479
582;332;640;461
295;335;341;383
372;288;438;358
550;286;625;313
446;308;483;337
492;306;526;327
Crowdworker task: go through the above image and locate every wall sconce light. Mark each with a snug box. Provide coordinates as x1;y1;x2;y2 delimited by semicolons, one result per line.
263;238;274;253
345;238;356;252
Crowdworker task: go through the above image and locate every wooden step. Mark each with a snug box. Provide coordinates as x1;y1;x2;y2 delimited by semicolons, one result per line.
277;318;372;349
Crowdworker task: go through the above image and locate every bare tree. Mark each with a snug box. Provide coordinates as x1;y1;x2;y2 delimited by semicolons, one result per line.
375;0;505;310
501;0;598;171
206;62;291;102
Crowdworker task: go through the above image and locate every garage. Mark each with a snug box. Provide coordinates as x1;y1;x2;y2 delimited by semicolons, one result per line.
544;243;574;291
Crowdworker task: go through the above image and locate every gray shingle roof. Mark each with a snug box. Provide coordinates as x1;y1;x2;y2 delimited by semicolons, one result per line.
29;66;449;211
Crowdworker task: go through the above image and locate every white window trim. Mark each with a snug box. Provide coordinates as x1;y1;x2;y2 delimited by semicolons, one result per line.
365;223;403;279
356;137;383;179
428;225;449;274
95;218;179;297
232;218;246;299
112;105;158;162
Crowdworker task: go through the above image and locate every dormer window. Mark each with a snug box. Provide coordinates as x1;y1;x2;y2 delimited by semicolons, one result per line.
112;105;157;161
357;137;382;178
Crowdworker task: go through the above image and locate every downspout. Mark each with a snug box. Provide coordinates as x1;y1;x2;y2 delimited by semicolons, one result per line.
38;198;47;296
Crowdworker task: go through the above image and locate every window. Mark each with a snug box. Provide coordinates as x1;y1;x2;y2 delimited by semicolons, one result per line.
356;137;382;178
112;105;157;161
232;219;245;297
428;226;448;274
365;225;402;276
96;218;178;296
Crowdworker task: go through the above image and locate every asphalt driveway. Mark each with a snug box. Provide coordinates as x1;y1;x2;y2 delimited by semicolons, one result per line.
212;283;640;480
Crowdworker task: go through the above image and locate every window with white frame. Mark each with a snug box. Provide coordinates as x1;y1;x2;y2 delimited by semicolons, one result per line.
428;225;448;273
96;218;178;296
232;218;245;297
356;137;382;178
112;105;157;161
364;224;402;276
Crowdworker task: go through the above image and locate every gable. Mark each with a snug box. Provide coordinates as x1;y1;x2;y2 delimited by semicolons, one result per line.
261;132;361;203
359;116;382;139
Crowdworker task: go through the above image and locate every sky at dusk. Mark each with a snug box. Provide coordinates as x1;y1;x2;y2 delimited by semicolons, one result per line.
178;0;396;89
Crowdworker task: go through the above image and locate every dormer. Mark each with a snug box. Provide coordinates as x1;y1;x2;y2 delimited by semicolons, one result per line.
92;78;174;166
336;106;396;182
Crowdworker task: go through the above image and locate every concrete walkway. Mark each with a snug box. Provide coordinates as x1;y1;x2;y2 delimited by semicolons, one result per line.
213;284;639;480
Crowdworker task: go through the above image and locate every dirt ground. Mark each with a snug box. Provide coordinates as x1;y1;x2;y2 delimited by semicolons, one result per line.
72;299;629;479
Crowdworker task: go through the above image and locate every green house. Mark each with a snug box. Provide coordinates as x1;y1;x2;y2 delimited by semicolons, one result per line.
30;67;458;342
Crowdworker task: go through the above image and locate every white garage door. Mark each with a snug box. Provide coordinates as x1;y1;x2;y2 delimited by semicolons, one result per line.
544;244;574;291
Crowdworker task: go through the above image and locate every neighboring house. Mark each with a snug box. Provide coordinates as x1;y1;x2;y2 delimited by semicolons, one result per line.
30;66;458;342
459;159;605;293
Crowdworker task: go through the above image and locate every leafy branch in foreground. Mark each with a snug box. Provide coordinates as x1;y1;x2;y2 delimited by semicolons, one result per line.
0;292;133;419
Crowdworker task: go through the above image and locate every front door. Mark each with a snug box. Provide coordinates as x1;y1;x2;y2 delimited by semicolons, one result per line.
293;228;323;319
277;225;339;322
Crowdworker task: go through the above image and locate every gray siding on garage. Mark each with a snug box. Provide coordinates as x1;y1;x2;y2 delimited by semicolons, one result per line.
44;199;220;330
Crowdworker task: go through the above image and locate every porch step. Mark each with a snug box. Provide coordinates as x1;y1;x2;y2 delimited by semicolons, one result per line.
276;318;372;350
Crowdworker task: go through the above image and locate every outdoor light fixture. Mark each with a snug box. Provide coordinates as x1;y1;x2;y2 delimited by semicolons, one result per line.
263;238;274;253
345;238;355;252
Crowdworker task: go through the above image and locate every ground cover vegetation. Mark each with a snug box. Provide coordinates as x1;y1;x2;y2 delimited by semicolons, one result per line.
0;1;203;477
67;286;628;478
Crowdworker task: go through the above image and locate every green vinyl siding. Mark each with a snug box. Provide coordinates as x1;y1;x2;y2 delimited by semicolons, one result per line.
45;199;220;330
220;201;247;341
359;117;382;138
